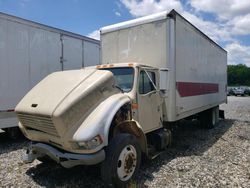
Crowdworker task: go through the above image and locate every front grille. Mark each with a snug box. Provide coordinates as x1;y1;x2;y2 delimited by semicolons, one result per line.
18;113;59;137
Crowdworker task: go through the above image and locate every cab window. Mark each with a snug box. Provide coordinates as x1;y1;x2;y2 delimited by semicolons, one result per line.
139;71;156;94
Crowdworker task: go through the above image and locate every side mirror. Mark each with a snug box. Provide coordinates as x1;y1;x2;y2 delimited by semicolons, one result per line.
159;68;169;97
159;68;169;90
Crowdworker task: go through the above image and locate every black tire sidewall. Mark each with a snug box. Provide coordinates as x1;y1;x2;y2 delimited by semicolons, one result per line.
101;133;141;187
199;108;217;129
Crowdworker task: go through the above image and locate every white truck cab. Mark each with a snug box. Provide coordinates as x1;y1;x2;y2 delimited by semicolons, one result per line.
99;63;163;132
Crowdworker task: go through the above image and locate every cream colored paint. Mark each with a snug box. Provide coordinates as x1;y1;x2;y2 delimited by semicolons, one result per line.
16;69;122;154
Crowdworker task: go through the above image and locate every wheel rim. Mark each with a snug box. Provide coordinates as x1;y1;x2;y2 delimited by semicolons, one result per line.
117;144;137;181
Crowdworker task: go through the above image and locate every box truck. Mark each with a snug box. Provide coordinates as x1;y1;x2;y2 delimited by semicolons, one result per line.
0;12;100;137
15;10;227;187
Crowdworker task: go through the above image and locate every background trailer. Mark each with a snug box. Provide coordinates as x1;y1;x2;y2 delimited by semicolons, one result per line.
0;12;100;134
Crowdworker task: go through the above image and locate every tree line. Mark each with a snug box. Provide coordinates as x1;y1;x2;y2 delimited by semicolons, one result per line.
227;64;250;86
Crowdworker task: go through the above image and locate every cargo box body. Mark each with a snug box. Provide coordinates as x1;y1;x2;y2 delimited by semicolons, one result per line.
101;10;227;122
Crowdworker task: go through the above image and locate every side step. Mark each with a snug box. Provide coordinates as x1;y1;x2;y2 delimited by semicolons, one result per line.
147;146;164;160
147;128;172;159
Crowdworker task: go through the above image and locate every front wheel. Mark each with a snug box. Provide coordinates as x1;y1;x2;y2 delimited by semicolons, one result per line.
101;133;141;187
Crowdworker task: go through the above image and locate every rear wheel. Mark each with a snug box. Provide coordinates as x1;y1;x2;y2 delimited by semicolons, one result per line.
199;106;219;129
101;133;141;187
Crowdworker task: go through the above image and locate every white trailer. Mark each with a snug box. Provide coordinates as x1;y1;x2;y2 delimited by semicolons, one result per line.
0;12;100;135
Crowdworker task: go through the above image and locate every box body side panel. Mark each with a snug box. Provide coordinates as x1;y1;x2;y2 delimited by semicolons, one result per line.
174;15;227;119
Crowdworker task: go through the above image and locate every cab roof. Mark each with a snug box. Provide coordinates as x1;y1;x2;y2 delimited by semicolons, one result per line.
94;62;158;70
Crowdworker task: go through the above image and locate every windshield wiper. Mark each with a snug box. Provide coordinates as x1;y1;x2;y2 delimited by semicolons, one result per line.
115;85;124;93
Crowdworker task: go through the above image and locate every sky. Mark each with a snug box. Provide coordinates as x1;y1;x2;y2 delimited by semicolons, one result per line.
0;0;250;66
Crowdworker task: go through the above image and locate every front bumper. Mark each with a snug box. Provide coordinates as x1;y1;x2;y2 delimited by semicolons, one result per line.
24;143;105;168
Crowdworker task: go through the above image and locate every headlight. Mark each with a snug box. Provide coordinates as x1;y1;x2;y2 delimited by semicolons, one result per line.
77;135;103;149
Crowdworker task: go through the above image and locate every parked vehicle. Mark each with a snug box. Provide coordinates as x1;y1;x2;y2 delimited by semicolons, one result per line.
227;88;234;96
244;87;250;95
0;12;100;137
233;88;245;96
15;10;227;187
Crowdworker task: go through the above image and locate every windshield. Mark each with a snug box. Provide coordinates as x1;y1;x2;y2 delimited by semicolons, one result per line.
101;67;134;92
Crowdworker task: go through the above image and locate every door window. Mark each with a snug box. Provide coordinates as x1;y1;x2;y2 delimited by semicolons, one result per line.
139;71;156;94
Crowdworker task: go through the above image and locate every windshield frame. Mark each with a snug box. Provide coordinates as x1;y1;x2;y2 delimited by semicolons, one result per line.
99;67;135;93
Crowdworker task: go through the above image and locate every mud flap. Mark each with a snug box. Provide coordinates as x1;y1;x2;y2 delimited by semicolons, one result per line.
219;110;225;119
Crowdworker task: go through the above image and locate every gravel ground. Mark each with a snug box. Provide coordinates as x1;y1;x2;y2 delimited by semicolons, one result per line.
0;96;249;187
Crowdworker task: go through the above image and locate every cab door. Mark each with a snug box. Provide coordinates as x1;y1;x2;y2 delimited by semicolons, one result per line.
137;69;162;132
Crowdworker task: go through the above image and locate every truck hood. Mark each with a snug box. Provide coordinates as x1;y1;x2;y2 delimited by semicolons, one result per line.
15;68;121;149
15;69;117;116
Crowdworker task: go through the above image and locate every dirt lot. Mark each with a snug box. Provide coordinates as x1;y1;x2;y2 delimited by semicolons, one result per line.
0;96;249;187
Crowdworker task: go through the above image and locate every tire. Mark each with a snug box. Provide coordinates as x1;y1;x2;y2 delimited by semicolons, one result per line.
199;107;219;129
101;133;141;187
